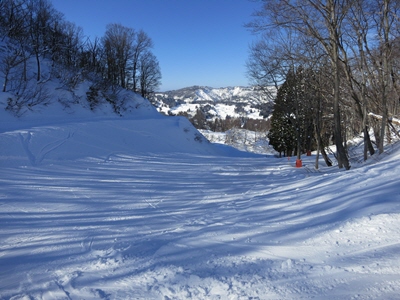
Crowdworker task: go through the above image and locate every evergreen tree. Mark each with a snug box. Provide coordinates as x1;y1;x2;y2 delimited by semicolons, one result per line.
268;110;296;157
268;69;297;156
268;67;314;158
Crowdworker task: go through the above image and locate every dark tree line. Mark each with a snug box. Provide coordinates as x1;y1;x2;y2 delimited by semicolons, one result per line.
247;0;400;169
0;0;161;113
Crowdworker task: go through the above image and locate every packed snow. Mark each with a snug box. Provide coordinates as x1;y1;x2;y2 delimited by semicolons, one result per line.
1;91;400;299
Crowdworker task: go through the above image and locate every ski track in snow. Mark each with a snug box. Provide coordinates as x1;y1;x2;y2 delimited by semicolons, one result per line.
18;130;74;166
1;149;400;299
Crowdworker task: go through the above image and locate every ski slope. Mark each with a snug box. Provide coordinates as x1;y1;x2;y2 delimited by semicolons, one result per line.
1;97;400;299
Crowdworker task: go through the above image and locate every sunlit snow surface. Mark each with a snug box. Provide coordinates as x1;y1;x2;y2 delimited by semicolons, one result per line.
1;109;400;299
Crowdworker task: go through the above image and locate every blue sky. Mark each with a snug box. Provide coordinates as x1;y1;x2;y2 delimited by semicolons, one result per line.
51;0;261;91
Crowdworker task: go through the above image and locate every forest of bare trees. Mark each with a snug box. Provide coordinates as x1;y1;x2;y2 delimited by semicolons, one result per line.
0;0;161;114
247;0;400;169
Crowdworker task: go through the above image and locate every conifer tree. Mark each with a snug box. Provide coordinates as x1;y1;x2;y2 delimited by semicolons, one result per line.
268;70;298;156
268;67;315;158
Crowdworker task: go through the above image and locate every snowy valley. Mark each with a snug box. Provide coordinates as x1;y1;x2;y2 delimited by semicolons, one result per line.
150;85;275;121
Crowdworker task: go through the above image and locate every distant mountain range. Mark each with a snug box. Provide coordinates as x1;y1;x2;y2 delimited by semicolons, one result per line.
149;86;275;120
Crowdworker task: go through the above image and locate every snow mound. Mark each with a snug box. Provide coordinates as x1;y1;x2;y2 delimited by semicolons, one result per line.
0;116;234;166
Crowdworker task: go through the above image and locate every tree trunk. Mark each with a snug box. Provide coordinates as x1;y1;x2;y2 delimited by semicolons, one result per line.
326;0;350;169
314;123;320;169
321;145;333;167
3;72;9;92
363;105;375;160
358;25;375;160
378;0;390;154
35;49;41;82
316;129;332;167
332;41;350;169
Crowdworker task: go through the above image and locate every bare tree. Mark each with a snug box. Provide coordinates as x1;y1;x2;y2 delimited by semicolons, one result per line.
131;30;153;92
26;0;56;81
344;0;400;154
80;36;104;77
339;0;376;160
139;51;161;98
1;42;25;92
248;0;352;169
369;0;398;153
57;20;83;69
102;23;135;88
247;39;284;94
0;0;27;40
0;0;162;114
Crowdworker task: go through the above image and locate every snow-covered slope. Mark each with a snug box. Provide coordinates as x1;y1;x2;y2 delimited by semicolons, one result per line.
1;89;400;299
0;81;253;168
1;43;400;299
150;85;275;120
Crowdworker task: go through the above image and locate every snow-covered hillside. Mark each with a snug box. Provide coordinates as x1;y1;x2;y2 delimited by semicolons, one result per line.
150;85;275;120
1;37;400;299
1;82;400;299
